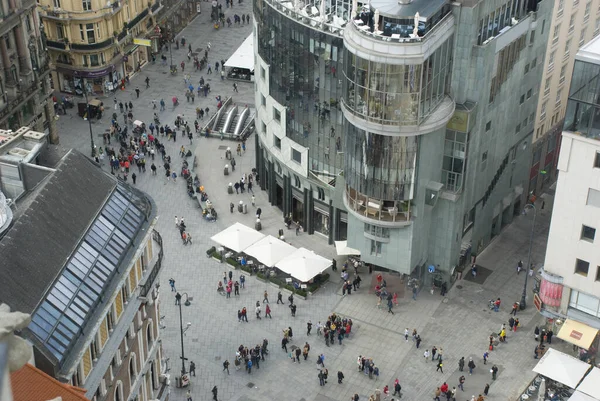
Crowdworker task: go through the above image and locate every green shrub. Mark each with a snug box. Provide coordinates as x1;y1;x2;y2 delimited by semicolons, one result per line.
226;258;238;267
296;289;307;297
256;272;267;280
240;264;251;273
211;250;221;259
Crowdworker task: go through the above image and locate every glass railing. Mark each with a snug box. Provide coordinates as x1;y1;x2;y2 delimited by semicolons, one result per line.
346;186;411;222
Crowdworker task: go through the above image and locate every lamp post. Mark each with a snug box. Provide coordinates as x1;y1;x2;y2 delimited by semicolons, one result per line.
520;203;537;310
178;292;191;376
75;72;96;157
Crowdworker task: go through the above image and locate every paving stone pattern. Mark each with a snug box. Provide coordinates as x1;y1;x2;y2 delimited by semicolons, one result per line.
50;6;566;401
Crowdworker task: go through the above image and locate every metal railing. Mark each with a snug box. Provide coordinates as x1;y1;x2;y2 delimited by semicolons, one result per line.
346;187;411;222
70;37;115;51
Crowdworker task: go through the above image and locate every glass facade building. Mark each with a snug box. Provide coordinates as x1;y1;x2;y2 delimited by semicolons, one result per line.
253;0;552;280
564;59;600;140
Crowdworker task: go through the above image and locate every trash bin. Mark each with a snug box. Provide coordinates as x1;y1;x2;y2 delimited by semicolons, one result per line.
224;164;229;175
238;201;243;213
242;204;248;214
255;218;262;231
228;182;234;194
175;376;182;388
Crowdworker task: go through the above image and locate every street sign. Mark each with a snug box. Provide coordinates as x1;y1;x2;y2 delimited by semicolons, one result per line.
533;293;542;312
133;38;152;47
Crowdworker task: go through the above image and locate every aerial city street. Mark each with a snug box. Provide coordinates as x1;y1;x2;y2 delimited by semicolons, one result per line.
2;0;600;400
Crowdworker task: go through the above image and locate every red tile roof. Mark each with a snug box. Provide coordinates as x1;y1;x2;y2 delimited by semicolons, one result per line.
10;363;90;401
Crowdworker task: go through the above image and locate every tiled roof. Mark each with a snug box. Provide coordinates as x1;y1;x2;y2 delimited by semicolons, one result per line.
10;363;90;401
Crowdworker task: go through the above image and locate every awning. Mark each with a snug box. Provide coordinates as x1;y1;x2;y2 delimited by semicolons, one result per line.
275;247;331;282
334;240;361;256
568;391;598;401
539;278;563;307
243;235;297;267
224;33;254;71
577;367;600;399
558;319;599;350
533;348;591;388
123;44;140;55
210;222;265;253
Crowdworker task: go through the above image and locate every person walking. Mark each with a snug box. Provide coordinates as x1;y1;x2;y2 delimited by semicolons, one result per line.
484;383;490;396
436;360;443;373
277;291;283;304
423;349;430;362
468;358;476;375
189;361;196;376
265;304;272;318
491;365;498;380
337;371;344;384
483;351;489;365
393;379;402;396
135;87;140;98
255;304;262;319
222;360;230;374
263;290;269;303
212;386;218;401
186;390;192;401
318;370;325;386
459;375;465;391
169;278;176;291
459;356;465;371
317;353;325;368
307;321;312;335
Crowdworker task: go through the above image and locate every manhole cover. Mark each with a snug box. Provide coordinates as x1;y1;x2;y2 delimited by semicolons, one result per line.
218;145;228;150
246;382;254;388
214;356;221;360
456;285;463;289
192;338;199;343
195;48;203;52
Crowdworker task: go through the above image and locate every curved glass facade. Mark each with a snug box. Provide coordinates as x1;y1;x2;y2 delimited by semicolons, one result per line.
344;122;417;201
256;0;346;175
343;37;453;126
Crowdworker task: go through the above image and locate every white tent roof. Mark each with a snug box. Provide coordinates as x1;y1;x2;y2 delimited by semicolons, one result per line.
210;222;265;253
334;240;361;256
568;391;598;401
224;33;254;71
533;348;591;389
243;235;297;267
275;247;331;282
576;367;600;399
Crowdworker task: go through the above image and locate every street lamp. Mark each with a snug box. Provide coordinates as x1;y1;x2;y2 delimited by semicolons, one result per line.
75;72;96;157
178;292;191;376
520;203;537;310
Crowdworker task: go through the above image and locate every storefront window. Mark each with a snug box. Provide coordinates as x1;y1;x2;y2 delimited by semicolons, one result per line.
339;212;348;240
313;208;329;236
292;196;303;225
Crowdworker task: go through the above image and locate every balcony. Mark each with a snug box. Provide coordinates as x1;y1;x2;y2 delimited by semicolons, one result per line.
70;37;115;51
127;8;149;30
46;40;67;50
345;186;412;225
139;230;163;298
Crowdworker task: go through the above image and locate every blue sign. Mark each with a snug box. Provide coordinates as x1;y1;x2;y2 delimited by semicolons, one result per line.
428;265;435;273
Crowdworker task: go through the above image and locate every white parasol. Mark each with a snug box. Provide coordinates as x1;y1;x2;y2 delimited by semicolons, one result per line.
351;0;357;18
133;120;144;127
374;9;379;32
413;12;420;36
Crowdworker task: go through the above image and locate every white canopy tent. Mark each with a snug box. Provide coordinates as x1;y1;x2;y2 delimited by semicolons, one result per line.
210;222;265;253
243;235;297;267
224;33;255;71
568;391;598;401
533;348;591;389
576;367;600;399
334;240;361;256
275;247;331;282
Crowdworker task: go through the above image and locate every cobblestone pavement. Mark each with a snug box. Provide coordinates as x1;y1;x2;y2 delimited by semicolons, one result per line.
49;5;562;400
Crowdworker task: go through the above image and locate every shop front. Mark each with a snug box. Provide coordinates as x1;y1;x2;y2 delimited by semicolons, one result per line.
292;190;304;226
122;43;148;77
57;65;118;96
313;203;330;237
338;211;348;240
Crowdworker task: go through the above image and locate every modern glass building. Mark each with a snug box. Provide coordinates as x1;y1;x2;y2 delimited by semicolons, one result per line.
253;0;552;283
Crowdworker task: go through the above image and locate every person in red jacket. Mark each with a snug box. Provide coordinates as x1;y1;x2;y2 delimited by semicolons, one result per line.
441;382;449;393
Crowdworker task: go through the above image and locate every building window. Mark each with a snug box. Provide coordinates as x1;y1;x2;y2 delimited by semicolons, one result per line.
520;94;525;104
261;95;266;107
128;355;137;388
594;152;600;168
485;121;491;131
79;24;85;41
569;13;577;33
83;0;91;10
121;282;130;303
442;130;466;192
541;101;547;120
555;89;562;107
56;23;65;40
370;240;382;257
548;51;556;70
585;1;592;20
481;151;488;171
558;0;565;15
317;187;325;201
524;63;530;74
580;28;588;46
53;0;60;7
576;258;590;276
570;290;600;316
544;77;551;95
515;123;521;134
587;188;600;207
294;175;301;188
292;148;301;163
582;225;596;241
553;24;561;44
530;29;536;44
146;324;153;349
261;66;265;80
261;121;266;134
86;23;95;44
523;118;528;127
596;268;600;282
25;15;32;31
527;89;532;99
531;57;537;68
595;18;600;36
364;224;390;238
90;54;99;66
273;136;281;149
114;382;123;401
273;107;280;122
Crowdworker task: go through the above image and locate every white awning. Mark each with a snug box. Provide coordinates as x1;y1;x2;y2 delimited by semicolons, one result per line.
533;348;591;389
244;235;297;267
210;222;265;253
224;33;254;71
576;367;600;399
275;247;331;282
334;240;361;256
568;391;598;401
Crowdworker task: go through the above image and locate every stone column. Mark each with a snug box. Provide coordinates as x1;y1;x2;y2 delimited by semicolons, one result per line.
14;24;32;75
0;36;16;86
45;98;59;144
8;0;17;11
